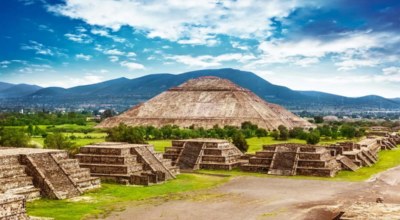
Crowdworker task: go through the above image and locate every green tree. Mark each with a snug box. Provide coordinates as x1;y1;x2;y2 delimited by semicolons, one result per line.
306;131;320;145
232;131;248;152
0;127;31;148
314;116;324;124
278;125;289;140
44;132;75;150
106;123;146;144
271;130;280;140
340;124;356;139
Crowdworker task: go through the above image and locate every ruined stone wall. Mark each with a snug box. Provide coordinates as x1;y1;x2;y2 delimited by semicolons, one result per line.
0;194;28;220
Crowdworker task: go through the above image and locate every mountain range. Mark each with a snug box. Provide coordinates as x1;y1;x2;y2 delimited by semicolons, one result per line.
1;68;399;111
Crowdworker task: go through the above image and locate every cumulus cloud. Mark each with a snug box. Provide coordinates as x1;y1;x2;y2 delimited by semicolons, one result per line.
104;49;125;56
166;53;256;68
120;61;145;70
75;53;92;61
249;31;399;69
64;33;93;43
47;0;314;45
20;40;64;56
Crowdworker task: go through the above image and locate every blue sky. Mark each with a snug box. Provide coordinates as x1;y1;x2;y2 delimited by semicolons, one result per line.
1;0;400;98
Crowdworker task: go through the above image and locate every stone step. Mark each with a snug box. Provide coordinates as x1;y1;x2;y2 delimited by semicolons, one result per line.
68;169;92;181
0;156;20;165
296;167;338;177
0;165;26;178
80;147;131;156
337;155;359;171
80;163;143;174
57;159;81;170
76;154;137;165
75;177;101;192
5;186;41;201
0;176;34;191
240;164;269;173
248;157;272;165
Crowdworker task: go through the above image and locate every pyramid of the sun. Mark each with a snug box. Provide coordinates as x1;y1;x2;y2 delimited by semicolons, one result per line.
98;76;314;130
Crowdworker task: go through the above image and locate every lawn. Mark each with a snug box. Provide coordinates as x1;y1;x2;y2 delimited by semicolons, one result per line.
27;174;228;220
197;145;400;182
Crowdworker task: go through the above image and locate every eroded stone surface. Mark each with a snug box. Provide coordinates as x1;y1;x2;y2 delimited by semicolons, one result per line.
97;76;314;130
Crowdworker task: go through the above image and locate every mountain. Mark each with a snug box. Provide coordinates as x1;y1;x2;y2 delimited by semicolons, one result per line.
0;82;14;91
1;68;400;111
0;84;42;98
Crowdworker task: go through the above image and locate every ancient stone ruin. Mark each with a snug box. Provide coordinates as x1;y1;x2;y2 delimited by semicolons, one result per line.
77;142;179;185
241;134;400;177
163;139;243;170
0;147;100;201
97;76;314;130
241;144;341;177
0;194;28;220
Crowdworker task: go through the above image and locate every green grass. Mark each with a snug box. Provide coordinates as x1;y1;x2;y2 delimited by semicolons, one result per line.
27;174;228;220
197;145;400;182
148;140;172;152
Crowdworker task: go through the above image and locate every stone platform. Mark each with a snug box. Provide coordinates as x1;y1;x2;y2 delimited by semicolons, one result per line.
0;147;100;200
77;142;179;186
163;139;243;170
0;194;28;220
241;144;341;177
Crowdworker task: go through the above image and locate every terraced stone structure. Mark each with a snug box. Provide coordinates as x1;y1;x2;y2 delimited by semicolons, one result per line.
97;76;314;130
241;144;341;177
77;142;179;186
163;139;243;170
0;194;28;220
0;147;100;200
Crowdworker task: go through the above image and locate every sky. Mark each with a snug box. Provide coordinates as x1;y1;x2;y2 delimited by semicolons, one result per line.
1;0;400;98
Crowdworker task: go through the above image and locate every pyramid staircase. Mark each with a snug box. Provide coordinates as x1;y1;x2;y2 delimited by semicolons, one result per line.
241;144;340;177
0;194;29;220
130;145;177;180
336;155;359;171
0;156;40;201
77;142;178;186
163;139;243;171
0;148;100;201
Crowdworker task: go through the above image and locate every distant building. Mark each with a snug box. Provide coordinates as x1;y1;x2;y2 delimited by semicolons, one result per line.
323;115;339;122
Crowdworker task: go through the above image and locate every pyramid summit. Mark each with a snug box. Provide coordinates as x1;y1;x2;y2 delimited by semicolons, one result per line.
98;76;314;130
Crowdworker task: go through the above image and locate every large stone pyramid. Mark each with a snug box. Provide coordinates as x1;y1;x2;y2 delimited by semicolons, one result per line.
98;76;314;130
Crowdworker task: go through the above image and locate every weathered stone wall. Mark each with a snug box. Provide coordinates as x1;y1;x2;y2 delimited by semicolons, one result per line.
0;194;28;220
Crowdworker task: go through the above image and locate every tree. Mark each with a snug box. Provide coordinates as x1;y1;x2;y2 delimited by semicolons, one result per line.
306;131;320;145
101;109;114;119
314;116;324;124
0;127;31;148
232;131;248;152
44;132;75;150
289;127;304;139
106;123;147;144
271;130;280;140
278;125;289;140
255;128;268;138
340;124;356;139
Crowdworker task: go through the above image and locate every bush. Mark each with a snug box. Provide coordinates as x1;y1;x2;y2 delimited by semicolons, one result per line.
44;132;75;150
106;123;147;144
232;131;248;152
278;125;289;140
306;131;320;145
0;127;31;148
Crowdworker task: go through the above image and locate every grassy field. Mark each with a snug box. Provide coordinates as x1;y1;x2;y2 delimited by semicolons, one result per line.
197;145;400;182
27;174;228;220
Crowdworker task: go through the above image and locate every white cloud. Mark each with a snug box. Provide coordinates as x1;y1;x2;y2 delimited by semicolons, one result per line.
48;0;313;45
108;56;119;62
251;31;400;69
104;49;124;55
166;53;256;68
75;53;92;61
20;40;62;56
91;28;126;43
38;24;54;33
231;41;250;51
127;52;137;57
120;61;145;70
64;33;92;43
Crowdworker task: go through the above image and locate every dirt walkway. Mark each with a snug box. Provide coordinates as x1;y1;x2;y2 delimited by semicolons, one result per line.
105;167;400;220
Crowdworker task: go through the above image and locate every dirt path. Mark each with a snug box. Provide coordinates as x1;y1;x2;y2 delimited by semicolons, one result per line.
105;166;400;220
